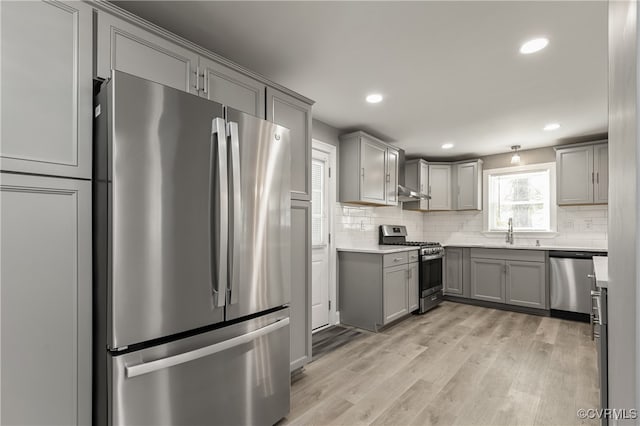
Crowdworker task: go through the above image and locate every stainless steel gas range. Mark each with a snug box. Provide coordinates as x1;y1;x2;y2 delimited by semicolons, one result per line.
379;225;444;313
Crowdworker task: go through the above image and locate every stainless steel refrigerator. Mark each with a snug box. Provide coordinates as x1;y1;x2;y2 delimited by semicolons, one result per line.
93;71;291;425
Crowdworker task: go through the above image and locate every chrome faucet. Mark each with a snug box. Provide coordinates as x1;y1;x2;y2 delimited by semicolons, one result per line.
506;217;514;245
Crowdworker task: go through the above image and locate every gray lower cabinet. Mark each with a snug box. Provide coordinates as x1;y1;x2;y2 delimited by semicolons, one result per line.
470;258;506;302
199;57;266;118
1;0;93;179
290;201;312;371
0;173;91;425
468;248;548;310
506;261;547;309
444;247;464;295
408;261;420;312
267;87;313;201
339;250;418;332
383;265;409;324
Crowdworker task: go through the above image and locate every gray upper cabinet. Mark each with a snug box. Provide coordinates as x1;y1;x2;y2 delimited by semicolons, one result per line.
454;160;483;210
266;87;312;200
506;260;547;309
470;258;506;303
408;260;419;312
403;159;429;211
1;0;92;179
0;173;91;426
428;164;452;210
199;57;265;118
96;11;199;94
290;201;311;371
383;265;409;324
594;143;609;204
386;148;399;206
444;247;464;295
360;137;387;203
339;131;399;206
556;142;608;205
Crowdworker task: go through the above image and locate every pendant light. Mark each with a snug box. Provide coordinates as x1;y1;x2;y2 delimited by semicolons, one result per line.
511;145;521;164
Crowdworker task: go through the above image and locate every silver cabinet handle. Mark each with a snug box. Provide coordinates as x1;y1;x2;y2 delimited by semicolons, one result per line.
587;274;596;279
126;318;289;378
211;118;228;308
361;168;365;178
394;257;403;262
227;121;242;305
202;70;208;95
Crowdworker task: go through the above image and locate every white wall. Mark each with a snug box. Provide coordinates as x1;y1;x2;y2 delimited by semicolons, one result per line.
608;0;639;420
334;203;424;246
423;205;608;248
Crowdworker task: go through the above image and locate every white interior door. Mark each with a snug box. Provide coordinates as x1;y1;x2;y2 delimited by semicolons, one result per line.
311;149;330;330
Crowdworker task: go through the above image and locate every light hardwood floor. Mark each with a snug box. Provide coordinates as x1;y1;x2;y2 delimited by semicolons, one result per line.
284;301;598;426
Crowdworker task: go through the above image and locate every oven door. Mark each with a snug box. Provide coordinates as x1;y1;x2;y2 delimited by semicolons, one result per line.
420;254;443;297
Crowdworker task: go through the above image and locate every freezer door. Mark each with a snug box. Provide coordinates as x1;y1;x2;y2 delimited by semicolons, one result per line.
105;71;228;348
225;108;291;320
109;310;290;426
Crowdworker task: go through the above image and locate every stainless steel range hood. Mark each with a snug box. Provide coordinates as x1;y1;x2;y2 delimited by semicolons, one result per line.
398;149;430;202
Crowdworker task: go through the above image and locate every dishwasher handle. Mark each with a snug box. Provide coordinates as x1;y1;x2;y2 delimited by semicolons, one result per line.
548;251;600;259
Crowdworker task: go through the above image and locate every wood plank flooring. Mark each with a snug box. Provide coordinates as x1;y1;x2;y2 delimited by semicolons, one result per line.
284;301;599;426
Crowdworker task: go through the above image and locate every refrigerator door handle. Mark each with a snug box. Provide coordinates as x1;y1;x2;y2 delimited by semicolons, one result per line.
211;117;228;308
227;121;242;305
125;317;290;378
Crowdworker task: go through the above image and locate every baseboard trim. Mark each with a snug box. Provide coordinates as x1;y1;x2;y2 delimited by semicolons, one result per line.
443;295;550;317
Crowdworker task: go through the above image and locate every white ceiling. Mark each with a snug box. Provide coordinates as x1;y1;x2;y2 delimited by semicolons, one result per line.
113;1;608;159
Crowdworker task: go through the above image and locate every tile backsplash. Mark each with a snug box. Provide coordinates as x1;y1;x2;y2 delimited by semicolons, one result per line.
334;203;607;249
422;205;608;248
335;203;424;246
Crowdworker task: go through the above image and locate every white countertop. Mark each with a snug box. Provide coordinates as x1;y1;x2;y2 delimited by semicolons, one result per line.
593;256;609;288
443;243;608;253
337;245;421;254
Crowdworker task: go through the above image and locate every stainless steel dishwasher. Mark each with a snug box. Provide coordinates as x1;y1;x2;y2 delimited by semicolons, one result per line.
549;251;603;320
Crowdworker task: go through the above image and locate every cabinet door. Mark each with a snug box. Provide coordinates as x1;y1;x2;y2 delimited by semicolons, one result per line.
419;161;430;210
456;162;479;210
470;258;505;302
266;87;312;200
506;261;547;309
383;265;409;324
1;0;92;178
556;146;594;205
199;57;265;117
444;248;464;295
594;143;608;204
0;173;91;425
428;164;452;210
96;11;198;94
360;137;388;204
386;148;399;205
408;262;420;312
290;201;311;371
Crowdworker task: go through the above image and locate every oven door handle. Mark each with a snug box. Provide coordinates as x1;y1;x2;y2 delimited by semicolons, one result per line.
421;254;444;261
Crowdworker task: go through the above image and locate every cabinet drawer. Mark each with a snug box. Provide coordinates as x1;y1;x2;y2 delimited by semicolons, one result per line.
384;252;409;267
408;250;420;263
470;248;545;263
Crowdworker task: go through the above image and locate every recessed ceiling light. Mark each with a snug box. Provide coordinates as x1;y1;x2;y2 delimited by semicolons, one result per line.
366;94;383;103
543;123;561;131
520;38;549;54
441;143;454;150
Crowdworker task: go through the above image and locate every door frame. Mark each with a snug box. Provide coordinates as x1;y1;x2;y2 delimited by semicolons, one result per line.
311;139;338;328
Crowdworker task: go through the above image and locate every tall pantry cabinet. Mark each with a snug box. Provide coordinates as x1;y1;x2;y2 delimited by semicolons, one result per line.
0;1;93;424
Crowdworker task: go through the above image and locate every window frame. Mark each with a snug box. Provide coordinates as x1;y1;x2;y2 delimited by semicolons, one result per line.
482;162;558;237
